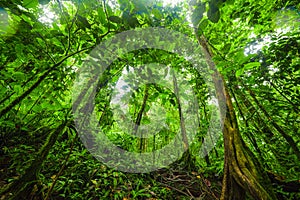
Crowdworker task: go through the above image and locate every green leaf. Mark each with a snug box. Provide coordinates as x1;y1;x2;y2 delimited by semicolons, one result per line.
108;16;123;24
217;61;229;71
197;19;208;35
222;43;231;52
169;98;176;106
97;7;106;23
33;104;42;112
210;38;219;45
14;85;22;93
151;92;159;100
152;8;163;20
244;62;261;70
235;50;249;64
76;15;91;29
13;72;25;80
36;37;46;48
235;68;244;77
23;0;39;8
15;44;24;58
127;16;140;28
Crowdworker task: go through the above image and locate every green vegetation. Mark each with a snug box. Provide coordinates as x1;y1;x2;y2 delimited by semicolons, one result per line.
0;0;299;199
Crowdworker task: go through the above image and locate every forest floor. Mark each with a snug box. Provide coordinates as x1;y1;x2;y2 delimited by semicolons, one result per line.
0;152;221;199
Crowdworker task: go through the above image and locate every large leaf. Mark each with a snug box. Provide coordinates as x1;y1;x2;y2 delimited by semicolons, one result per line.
244;62;261;70
235;68;244;77
23;0;38;8
76;15;91;29
97;7;106;23
122;12;139;28
152;8;163;20
109;16;123;24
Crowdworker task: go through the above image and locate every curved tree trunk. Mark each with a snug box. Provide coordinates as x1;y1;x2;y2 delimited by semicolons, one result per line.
194;34;278;200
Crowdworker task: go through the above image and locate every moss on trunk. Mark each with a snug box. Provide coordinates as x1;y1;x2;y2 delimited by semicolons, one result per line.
194;33;278;200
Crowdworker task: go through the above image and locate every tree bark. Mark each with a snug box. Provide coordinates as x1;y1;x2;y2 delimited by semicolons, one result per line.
172;71;189;151
135;84;149;153
194;34;278;200
228;85;264;164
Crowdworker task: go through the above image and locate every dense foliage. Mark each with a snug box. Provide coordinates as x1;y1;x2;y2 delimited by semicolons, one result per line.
0;0;299;199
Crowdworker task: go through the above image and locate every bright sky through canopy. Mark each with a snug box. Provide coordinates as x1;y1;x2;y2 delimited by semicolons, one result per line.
39;5;56;24
0;8;9;34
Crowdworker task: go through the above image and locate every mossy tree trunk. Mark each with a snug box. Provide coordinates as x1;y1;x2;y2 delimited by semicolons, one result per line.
195;34;278;200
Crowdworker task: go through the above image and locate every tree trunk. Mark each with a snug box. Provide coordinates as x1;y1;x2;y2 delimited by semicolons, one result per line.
194;34;278;200
172;71;189;151
228;85;265;166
